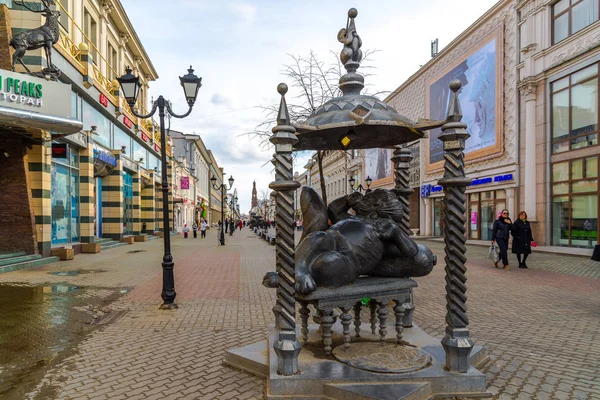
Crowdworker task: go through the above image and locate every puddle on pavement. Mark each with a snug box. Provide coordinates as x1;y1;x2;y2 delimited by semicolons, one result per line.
48;269;107;276
0;283;122;398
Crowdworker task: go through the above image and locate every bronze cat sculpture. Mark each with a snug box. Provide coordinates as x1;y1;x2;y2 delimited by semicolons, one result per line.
263;187;436;294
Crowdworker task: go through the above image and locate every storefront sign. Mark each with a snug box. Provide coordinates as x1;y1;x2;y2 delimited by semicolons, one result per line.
93;146;117;167
52;143;68;158
422;173;514;197
99;93;108;107
181;176;190;190
0;69;71;117
123;116;133;129
154;144;160;152
141;132;149;142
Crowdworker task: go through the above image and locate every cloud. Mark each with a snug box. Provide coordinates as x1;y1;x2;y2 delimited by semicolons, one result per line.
210;93;234;108
230;2;257;27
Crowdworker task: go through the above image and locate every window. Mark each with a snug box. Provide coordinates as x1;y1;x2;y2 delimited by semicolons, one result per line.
83;9;98;62
551;155;599;248
552;0;599;44
83;101;111;148
107;43;118;81
51;146;80;244
551;63;599;154
56;0;69;32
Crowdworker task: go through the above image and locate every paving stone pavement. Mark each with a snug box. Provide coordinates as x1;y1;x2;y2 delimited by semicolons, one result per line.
0;229;598;399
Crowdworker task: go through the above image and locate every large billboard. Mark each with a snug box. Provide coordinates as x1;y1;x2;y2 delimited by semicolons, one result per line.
365;148;393;187
426;27;503;171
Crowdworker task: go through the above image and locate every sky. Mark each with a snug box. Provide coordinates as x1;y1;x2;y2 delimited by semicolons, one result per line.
121;0;499;214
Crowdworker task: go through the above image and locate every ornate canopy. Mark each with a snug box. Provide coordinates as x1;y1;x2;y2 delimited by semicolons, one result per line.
293;8;444;151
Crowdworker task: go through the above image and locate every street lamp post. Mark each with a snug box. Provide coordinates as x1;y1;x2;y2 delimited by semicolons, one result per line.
117;65;202;310
211;174;234;245
348;176;372;193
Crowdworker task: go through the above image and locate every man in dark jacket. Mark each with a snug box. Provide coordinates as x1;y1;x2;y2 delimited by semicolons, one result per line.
492;209;512;270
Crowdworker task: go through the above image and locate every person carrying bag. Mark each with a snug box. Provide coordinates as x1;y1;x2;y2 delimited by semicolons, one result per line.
491;209;512;270
488;242;500;265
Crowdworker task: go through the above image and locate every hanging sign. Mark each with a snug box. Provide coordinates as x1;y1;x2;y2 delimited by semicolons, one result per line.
181;176;190;190
99;93;108;107
52;143;68;158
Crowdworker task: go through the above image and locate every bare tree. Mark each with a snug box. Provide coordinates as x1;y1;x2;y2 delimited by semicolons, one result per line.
246;49;385;207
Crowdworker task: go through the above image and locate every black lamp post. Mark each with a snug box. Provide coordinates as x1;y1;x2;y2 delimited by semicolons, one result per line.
211;174;234;245
117;65;202;310
348;175;372;193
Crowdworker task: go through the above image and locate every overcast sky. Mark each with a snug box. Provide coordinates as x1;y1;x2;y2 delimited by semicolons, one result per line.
121;0;499;213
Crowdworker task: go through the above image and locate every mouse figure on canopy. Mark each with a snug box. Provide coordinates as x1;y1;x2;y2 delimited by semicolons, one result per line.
264;186;436;294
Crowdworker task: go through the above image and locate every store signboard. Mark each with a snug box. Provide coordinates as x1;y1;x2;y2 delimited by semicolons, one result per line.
421;173;514;197
93;145;117;167
0;69;71;118
52;143;68;158
122;157;138;172
181;176;190;190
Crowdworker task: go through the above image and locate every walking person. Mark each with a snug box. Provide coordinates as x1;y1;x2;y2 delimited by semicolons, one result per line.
512;211;534;269
491;209;512;270
200;219;207;238
225;218;229;233
183;223;189;239
192;221;198;238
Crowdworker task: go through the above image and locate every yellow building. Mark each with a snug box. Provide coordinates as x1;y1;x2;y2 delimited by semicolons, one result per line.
0;0;172;263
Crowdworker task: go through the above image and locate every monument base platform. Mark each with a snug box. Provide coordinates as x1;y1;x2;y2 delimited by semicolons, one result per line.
225;324;492;399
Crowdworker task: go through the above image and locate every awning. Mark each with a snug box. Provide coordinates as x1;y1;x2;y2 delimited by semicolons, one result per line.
0;105;83;135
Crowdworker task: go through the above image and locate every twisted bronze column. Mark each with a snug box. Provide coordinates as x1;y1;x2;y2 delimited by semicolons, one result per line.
439;80;474;373
270;83;301;375
391;146;413;237
392;146;415;327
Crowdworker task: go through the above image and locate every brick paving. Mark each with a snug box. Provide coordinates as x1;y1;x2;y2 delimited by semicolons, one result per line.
0;229;598;399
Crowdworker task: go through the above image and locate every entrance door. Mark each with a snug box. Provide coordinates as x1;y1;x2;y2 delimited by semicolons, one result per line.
433;198;444;236
95;178;102;238
122;172;133;234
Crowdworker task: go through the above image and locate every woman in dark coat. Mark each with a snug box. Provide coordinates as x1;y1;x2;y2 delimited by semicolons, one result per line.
491;209;512;270
512;211;534;268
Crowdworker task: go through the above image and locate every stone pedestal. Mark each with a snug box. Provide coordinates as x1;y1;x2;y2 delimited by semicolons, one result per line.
51;247;74;261
81;243;101;254
134;235;147;242
121;236;135;244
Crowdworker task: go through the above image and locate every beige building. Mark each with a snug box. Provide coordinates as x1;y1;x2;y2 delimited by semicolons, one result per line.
385;0;599;250
387;0;520;241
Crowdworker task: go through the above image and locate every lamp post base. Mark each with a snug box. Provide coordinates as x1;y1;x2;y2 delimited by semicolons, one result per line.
159;302;179;310
441;327;474;373
273;330;301;376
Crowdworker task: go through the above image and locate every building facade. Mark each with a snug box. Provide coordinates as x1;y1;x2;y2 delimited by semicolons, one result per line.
387;0;520;242
384;0;599;250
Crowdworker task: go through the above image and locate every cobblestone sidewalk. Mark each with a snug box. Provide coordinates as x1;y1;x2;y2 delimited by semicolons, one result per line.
0;229;598;399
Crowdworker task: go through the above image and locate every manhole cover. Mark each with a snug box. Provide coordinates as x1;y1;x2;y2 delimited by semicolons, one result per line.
127;250;147;254
332;342;431;373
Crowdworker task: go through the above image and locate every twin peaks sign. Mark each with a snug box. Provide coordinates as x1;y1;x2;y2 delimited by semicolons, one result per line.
0;75;44;107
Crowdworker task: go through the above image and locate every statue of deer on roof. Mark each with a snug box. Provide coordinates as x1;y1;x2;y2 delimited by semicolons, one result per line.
10;0;61;78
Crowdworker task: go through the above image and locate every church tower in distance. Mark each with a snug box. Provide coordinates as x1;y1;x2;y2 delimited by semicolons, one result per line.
251;181;258;208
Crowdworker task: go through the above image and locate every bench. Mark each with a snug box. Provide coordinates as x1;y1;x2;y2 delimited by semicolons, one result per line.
121;235;135;244
295;277;417;355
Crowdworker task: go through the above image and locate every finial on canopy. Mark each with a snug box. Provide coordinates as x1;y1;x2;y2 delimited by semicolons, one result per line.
337;8;364;96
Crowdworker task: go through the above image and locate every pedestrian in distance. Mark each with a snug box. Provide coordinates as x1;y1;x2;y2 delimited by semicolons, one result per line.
200;219;207;238
238;220;242;231
512;211;534;268
192;221;198;238
183;223;189;239
225;218;229;233
491;209;512;270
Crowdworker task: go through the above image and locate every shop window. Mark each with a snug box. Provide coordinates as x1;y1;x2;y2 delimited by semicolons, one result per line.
114;126;131;157
551;63;599;153
467;190;506;241
83;102;110;148
552;0;600;44
551;155;599;247
51;145;80;245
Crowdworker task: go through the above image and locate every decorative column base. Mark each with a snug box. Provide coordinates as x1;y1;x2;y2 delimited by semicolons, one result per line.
273;330;302;376
441;327;474;373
